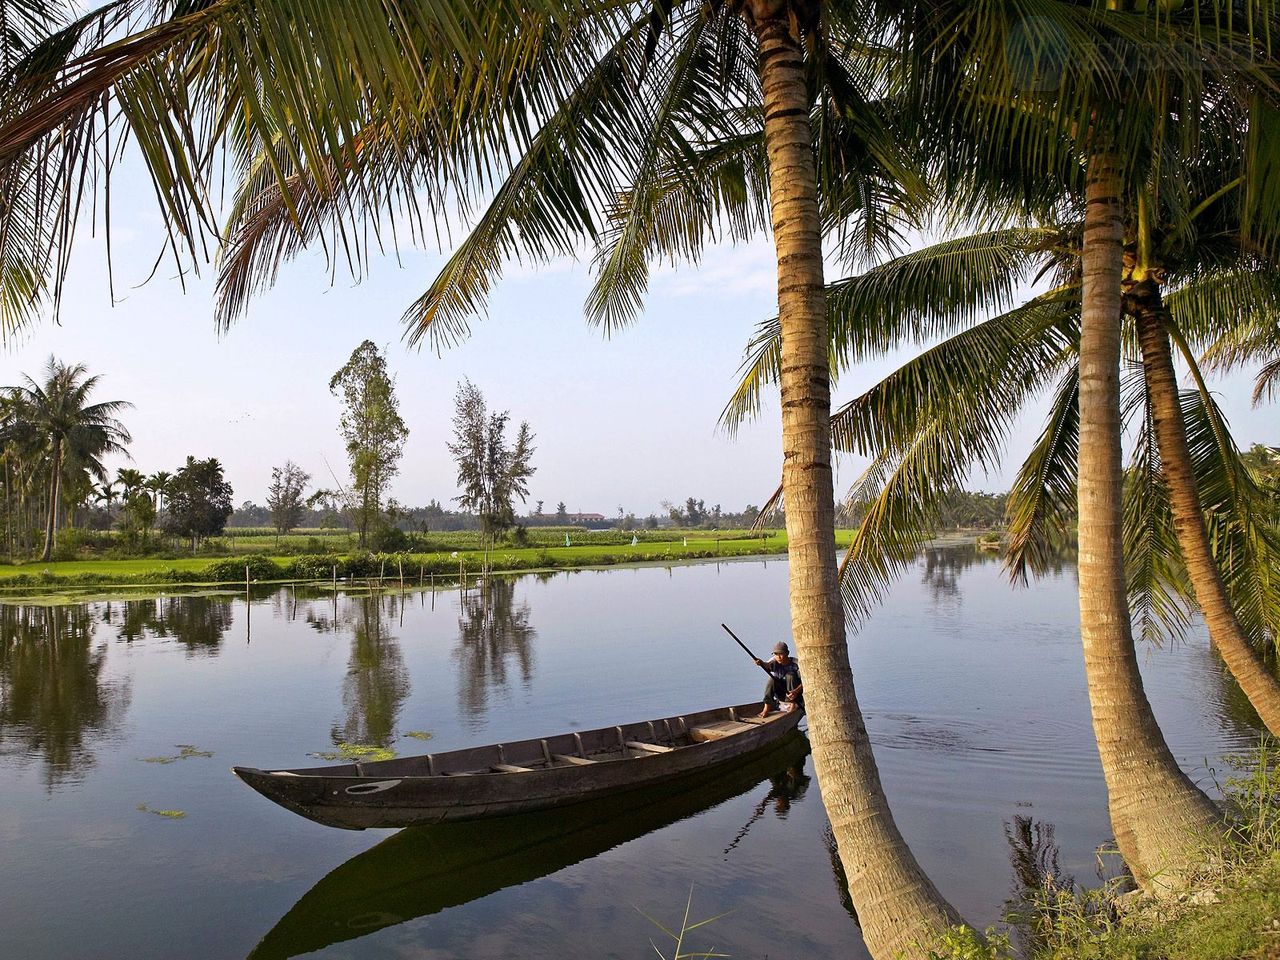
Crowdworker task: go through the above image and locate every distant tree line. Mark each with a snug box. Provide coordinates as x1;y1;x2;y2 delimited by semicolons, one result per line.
0;358;235;560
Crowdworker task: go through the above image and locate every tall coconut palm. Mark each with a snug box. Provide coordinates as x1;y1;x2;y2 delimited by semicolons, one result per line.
2;0;1277;943
729;90;1280;885
4;359;131;561
93;479;118;520
203;3;975;954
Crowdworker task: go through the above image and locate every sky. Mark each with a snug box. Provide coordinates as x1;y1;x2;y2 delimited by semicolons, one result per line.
0;169;1274;518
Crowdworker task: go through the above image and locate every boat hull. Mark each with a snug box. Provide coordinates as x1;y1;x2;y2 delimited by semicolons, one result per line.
233;702;802;829
247;731;810;959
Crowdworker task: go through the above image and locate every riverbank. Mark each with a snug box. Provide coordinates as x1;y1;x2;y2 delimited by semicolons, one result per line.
945;744;1280;960
0;530;809;595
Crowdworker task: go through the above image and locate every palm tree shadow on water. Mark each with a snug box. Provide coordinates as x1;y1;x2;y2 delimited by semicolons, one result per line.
246;733;814;960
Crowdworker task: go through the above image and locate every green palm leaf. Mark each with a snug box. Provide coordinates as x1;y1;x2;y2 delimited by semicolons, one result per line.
721;228;1068;430
832;296;1076;622
1004;366;1078;585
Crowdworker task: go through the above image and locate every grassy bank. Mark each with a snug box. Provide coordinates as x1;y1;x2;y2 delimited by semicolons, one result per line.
0;529;832;594
939;743;1280;960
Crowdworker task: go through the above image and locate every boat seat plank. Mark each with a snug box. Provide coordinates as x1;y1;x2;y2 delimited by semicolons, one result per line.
552;753;597;766
491;763;534;773
625;740;674;754
688;721;756;742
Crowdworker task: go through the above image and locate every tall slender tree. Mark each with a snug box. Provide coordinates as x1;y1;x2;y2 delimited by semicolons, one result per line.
329;342;409;547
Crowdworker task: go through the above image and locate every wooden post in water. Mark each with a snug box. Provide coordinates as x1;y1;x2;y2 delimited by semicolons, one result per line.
245;565;252;645
379;559;386;587
399;558;404;591
332;565;337;594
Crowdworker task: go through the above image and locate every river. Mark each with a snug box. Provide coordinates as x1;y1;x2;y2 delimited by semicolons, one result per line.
0;547;1261;959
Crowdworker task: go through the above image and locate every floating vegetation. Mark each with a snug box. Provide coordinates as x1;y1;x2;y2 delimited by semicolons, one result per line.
309;742;396;762
136;804;186;820
402;731;433;741
139;744;214;764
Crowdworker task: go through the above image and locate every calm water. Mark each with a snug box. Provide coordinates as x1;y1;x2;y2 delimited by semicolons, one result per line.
0;549;1262;960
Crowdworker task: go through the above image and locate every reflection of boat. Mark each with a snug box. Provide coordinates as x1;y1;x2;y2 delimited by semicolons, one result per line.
248;732;810;960
233;701;802;829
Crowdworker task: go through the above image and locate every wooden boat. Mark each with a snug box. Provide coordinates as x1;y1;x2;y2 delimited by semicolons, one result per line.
232;701;802;830
247;731;810;959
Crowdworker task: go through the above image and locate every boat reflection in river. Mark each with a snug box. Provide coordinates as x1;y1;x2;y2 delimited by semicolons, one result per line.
248;731;812;960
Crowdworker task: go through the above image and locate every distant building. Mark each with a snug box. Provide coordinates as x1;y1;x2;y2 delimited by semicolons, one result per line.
566;513;607;523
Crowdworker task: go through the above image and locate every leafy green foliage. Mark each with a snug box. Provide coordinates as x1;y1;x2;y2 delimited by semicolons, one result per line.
329;342;408;547
162;457;233;549
138;744;213;764
448;379;535;542
266;461;310;538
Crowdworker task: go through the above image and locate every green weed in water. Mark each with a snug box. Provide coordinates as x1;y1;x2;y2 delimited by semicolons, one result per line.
136;804;186;820
309;743;396;762
402;731;433;741
139;744;214;764
638;889;731;960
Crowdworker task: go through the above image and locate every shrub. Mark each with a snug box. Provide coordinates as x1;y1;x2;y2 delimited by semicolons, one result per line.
368;524;411;552
204;556;283;582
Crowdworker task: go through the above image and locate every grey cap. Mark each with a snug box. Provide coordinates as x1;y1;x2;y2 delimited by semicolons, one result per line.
772;642;789;654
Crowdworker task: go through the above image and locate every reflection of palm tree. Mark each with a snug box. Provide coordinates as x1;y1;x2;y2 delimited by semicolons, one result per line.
919;546;987;601
453;578;535;719
1003;816;1073;956
332;595;409;748
0;605;131;789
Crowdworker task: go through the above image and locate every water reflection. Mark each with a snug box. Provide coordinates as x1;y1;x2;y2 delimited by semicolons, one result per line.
919;546;991;601
0;606;131;789
106;595;234;655
333;595;410;748
453;579;535;719
1003;815;1073;955
723;758;811;854
248;734;811;960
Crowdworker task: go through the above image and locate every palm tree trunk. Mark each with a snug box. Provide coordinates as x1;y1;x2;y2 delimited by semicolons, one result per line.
1130;280;1280;735
749;6;965;956
40;442;60;561
1078;152;1219;889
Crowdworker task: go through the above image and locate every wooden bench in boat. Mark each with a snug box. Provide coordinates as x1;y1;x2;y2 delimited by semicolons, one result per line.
688;720;759;742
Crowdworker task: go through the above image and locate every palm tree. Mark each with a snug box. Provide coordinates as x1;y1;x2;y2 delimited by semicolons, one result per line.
115;467;145;501
145;470;172;514
93;479;118;520
3;0;1277;943
4;359;130;561
732;101;1280;890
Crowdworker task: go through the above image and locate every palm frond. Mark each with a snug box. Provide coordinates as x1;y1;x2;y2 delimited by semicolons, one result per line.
1004;366;1078;584
833;296;1076;623
1123;389;1196;645
721;228;1066;430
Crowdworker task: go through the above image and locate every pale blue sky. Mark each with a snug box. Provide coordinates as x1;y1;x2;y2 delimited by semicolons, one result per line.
0;171;1273;516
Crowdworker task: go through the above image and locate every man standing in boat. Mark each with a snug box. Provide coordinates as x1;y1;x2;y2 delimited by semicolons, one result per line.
755;642;803;717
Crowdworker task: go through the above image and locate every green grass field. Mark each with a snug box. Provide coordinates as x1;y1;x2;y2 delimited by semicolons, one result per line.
0;529;853;594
